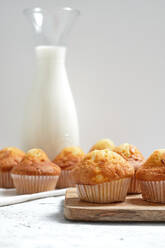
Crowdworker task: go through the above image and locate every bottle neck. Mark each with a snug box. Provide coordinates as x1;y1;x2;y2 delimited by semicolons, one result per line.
34;46;67;87
35;46;66;63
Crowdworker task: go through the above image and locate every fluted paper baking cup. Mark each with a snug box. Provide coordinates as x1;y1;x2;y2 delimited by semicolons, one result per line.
11;174;59;194
139;180;165;203
56;170;75;189
0;171;14;188
76;178;131;203
127;176;141;194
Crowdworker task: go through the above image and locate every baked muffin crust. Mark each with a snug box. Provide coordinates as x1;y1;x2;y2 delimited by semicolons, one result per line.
136;149;165;181
12;148;61;176
89;139;114;152
53;147;85;170
114;143;145;170
72;149;134;185
0;147;25;172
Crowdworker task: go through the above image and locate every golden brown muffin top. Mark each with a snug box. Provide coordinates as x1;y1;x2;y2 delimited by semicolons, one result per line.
0;147;25;172
114;143;145;171
53;146;85;170
12;148;61;176
136;149;165;181
72;149;134;185
89;139;115;152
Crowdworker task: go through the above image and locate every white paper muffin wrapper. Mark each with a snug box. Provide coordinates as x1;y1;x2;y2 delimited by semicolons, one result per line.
127;176;141;194
11;174;59;194
57;170;75;189
0;172;14;188
139;180;165;203
76;178;131;203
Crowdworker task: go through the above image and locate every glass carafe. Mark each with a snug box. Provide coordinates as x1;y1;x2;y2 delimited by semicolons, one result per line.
22;7;80;159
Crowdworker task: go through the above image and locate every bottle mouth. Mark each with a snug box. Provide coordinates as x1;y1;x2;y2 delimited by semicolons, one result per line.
23;7;80;17
23;7;80;46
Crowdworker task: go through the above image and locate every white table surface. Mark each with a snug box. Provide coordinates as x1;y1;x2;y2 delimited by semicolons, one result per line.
0;195;165;248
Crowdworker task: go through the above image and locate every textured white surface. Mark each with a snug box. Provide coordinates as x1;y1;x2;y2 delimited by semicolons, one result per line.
0;195;165;248
0;188;66;207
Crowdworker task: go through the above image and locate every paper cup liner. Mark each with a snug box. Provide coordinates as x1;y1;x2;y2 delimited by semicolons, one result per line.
76;178;131;203
139;180;165;203
127;176;141;194
11;174;59;194
56;170;75;189
0;171;14;188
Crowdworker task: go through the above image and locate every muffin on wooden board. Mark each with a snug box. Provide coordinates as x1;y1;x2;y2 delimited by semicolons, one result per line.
53;147;85;188
136;149;165;203
0;147;25;188
11;148;61;194
114;143;145;194
89;139;115;152
72;149;134;203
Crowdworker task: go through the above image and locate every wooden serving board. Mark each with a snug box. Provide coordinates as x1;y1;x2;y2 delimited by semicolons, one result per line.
64;188;165;222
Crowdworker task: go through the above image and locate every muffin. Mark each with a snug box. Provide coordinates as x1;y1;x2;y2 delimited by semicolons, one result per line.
11;148;61;194
0;147;25;188
136;149;165;203
53;147;85;188
72;149;134;203
89;139;115;152
114;143;145;194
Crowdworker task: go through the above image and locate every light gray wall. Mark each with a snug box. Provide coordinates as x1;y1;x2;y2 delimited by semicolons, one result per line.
0;0;164;157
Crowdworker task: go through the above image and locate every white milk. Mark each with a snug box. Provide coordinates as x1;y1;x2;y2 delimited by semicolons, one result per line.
22;46;79;159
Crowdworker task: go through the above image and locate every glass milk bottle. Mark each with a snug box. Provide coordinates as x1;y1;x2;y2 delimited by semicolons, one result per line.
22;7;80;159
